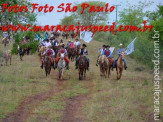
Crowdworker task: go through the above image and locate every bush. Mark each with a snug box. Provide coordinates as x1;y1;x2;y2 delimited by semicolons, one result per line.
11;31;41;54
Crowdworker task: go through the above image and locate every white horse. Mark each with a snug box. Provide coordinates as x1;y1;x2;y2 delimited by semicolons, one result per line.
57;53;66;80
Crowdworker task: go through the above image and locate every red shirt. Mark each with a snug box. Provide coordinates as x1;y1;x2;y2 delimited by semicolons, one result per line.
104;49;110;57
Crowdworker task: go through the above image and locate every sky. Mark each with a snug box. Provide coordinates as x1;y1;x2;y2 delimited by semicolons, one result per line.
31;0;163;25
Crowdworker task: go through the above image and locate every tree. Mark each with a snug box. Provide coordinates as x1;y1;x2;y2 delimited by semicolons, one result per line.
60;15;75;26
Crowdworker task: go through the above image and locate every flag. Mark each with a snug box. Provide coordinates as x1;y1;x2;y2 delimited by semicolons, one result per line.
80;31;93;43
35;34;40;40
125;38;137;55
44;32;48;40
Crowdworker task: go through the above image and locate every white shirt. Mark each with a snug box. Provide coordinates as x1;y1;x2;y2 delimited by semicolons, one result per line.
74;41;80;47
44;42;51;48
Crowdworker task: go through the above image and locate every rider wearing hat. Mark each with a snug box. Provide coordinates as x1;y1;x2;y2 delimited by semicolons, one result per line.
104;45;113;70
112;43;127;70
96;45;106;66
40;46;55;69
74;38;80;47
75;44;89;71
69;40;75;48
55;44;70;70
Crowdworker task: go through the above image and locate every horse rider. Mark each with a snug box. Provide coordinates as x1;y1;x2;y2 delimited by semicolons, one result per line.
74;38;80;47
55;44;70;70
40;46;55;69
96;45;106;66
104;45;113;70
75;44;89;71
67;40;71;47
112;43;127;70
44;39;51;48
69;41;75;48
2;32;9;43
55;40;59;46
60;39;64;44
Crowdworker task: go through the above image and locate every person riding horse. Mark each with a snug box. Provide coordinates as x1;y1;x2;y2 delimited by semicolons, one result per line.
74;38;80;47
44;39;51;48
112;43;127;70
40;46;55;69
76;44;89;71
96;45;106;66
104;45;113;70
55;44;70;70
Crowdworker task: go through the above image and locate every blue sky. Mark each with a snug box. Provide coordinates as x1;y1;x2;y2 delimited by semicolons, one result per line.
31;0;162;25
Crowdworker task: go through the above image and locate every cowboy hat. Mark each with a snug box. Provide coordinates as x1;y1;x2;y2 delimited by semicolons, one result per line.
119;43;123;46
83;44;87;47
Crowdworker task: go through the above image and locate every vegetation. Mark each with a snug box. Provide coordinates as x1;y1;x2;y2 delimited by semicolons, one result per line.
60;1;163;68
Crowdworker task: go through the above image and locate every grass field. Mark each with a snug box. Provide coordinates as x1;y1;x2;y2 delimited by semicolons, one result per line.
0;37;162;122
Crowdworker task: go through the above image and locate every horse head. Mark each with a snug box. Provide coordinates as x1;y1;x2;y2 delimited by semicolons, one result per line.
120;52;125;59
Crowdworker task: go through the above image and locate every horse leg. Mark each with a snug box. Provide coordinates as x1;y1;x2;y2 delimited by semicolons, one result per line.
108;67;110;78
117;68;119;80
10;57;11;65
119;69;123;79
61;69;64;80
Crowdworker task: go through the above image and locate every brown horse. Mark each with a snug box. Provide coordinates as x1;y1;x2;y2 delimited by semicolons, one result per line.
62;32;69;39
116;52;124;80
53;31;60;38
1;50;12;66
99;55;110;78
71;32;75;38
52;45;62;57
76;45;81;59
44;56;52;77
2;37;7;47
78;55;87;80
68;48;76;61
39;46;46;58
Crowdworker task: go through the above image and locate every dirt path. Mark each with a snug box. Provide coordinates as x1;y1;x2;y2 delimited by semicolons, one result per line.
2;86;62;122
2;56;65;122
60;94;88;122
60;80;94;122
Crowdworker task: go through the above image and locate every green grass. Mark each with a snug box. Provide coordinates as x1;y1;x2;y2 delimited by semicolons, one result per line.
0;37;162;122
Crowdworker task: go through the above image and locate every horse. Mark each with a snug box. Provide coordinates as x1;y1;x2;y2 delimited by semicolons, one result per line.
78;55;87;80
67;48;76;61
1;50;12;66
52;45;62;58
57;53;66;80
39;46;46;58
62;32;69;39
44;56;52;77
76;45;81;59
2;37;8;47
99;55;110;78
71;32;75;39
116;52;125;80
53;31;60;38
17;45;25;61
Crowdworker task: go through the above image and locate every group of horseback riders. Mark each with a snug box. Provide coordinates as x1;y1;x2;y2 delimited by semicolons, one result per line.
96;44;127;70
39;37;90;72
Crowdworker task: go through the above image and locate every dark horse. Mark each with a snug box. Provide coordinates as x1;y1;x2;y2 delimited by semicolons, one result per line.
76;45;81;59
71;32;75;39
44;56;52;77
68;48;76;61
17;45;31;61
62;32;69;39
78;55;87;80
52;45;62;58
